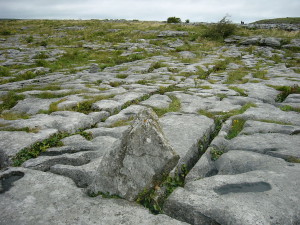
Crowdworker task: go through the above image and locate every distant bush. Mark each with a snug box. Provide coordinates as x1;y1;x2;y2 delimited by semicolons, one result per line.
167;17;181;23
185;19;190;24
203;16;237;41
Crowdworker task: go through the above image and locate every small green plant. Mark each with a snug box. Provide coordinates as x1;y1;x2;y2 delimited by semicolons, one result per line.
12;132;70;166
167;17;181;23
256;119;292;125
25;35;34;43
148;61;166;73
0;126;39;133
70;95;113;114
210;148;224;161
109;81;124;87
270;85;300;102
252;70;268;80
93;80;102;85
136;164;188;215
286;156;300;163
199;102;256;122
279;105;300;113
108;118;133;128
229;86;248;96
226;119;246;139
116;74;128;79
152;95;181;117
225;69;249;84
75;129;93;140
136;188;162;214
35;59;49;67
0;30;12;35
33;52;49;59
0;91;25;113
32;90;83;99
163;164;188;196
40;40;48;47
89;191;121;199
0;112;30;120
0;66;11;77
185;19;190;24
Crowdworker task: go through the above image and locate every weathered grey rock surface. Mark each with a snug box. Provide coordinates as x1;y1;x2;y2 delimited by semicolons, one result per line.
164;165;300;225
89;108;179;200
0;168;188;225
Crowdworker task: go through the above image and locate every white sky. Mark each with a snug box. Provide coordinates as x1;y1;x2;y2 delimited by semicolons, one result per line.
0;0;299;23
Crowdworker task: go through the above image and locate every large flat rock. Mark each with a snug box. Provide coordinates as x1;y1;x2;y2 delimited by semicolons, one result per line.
159;112;215;171
0;129;57;168
8;111;95;133
0;168;187;225
226;133;300;160
164;165;300;225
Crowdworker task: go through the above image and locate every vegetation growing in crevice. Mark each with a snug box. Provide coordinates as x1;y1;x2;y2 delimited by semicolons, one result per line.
229;86;248;96
147;61;167;73
279;105;300;113
0;91;25;113
136;164;188;215
88;191;122;199
152;95;181;117
210;148;224;161
108;118;133;128
226;119;246;139
268;84;300;102
12;132;70;166
70;95;114;114
199;102;256;122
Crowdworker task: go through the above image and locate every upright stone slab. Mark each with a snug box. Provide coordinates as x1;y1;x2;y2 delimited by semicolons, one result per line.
88;108;179;201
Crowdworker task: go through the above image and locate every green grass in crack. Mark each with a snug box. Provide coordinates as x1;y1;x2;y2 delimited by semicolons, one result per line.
32;90;84;99
228;86;248;97
0;91;25;113
268;85;300;102
225;68;249;84
210;148;224;161
226;119;246;139
0;66;11;77
70;95;114;114
136;164;188;215
152;95;181;117
12;132;69;166
199;102;256;122
279;105;300;113
148;61;167;73
252;70;268;80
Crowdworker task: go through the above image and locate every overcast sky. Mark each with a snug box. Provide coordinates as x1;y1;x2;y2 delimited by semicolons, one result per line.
0;0;299;23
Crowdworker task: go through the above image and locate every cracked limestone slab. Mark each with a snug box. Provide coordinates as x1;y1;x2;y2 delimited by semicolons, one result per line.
0;168;188;225
89;108;179;201
236;103;300;126
7;111;95;133
226;133;300;161
140;94;172;108
159;112;215;171
164;165;300;225
0;129;57;168
9;97;61;115
92;99;123;114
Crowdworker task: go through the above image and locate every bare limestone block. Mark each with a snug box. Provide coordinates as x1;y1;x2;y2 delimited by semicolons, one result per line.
88;108;179;201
